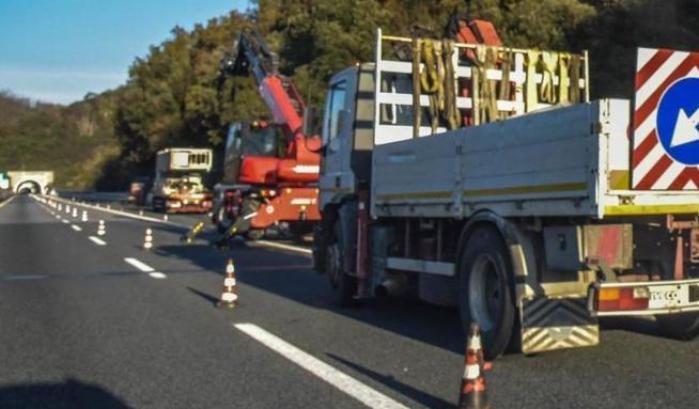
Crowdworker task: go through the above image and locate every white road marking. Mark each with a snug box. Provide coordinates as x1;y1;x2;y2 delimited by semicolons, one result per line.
255;240;312;255
3;275;47;281
234;323;410;409
71;225;82;231
0;195;16;209
89;236;107;246
61;219;69;224
124;257;167;279
124;257;154;272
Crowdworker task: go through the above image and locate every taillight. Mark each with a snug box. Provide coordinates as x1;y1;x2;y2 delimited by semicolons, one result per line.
597;286;650;311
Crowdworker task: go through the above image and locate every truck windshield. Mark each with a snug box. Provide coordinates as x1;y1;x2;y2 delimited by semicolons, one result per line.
226;123;280;158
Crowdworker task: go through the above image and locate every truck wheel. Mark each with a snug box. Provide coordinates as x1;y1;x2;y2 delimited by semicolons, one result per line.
458;226;516;360
656;312;699;340
326;222;358;308
245;229;265;241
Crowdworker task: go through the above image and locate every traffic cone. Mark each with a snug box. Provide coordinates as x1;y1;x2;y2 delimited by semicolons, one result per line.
97;220;106;236
58;203;62;211
458;324;489;409
218;259;238;308
143;228;153;250
81;210;88;222
139;210;144;216
72;207;78;218
65;204;70;214
163;214;168;222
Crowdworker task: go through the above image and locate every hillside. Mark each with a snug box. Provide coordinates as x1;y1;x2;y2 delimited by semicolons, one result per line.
3;0;697;190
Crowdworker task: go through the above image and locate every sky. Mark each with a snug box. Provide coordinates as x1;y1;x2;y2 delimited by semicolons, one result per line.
0;0;249;105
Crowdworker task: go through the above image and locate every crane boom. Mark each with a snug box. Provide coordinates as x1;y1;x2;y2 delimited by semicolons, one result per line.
220;29;307;138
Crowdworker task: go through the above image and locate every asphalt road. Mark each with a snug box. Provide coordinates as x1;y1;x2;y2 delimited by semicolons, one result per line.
1;194;698;409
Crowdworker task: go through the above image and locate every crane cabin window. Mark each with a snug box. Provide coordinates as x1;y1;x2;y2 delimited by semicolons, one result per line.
323;80;347;142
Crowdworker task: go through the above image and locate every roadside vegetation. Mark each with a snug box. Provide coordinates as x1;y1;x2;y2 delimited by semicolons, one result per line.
2;0;697;189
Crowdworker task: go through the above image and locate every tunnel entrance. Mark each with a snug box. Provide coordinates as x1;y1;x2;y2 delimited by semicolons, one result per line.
15;181;41;194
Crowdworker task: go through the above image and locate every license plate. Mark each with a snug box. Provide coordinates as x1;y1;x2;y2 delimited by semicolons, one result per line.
648;284;685;309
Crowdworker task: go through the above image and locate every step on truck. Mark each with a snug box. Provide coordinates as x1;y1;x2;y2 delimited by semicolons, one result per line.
312;25;699;359
151;148;213;214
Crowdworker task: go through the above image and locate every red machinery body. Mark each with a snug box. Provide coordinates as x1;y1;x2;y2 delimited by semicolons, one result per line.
216;31;322;236
250;187;320;230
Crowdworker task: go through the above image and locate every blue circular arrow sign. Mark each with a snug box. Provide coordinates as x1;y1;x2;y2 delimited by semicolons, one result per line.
656;77;699;165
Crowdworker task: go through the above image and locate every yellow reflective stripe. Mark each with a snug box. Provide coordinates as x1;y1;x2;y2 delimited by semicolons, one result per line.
376;182;587;202
464;182;586;198
377;191;451;201
604;204;699;216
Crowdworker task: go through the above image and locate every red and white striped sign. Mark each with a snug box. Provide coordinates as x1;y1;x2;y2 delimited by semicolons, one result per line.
632;48;699;190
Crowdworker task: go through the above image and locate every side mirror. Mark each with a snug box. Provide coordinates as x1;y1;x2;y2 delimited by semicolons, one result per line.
303;106;320;138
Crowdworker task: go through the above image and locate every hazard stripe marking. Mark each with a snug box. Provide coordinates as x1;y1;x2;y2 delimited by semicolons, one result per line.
234;323;410;409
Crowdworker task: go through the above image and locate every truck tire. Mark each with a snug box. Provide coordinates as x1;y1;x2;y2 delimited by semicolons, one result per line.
245;229;265;241
458;226;516;360
656;312;699;340
326;221;358;308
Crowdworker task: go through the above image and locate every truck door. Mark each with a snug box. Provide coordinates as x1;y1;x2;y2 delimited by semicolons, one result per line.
319;68;358;207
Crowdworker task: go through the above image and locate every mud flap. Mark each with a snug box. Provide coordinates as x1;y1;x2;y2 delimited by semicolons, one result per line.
520;296;599;354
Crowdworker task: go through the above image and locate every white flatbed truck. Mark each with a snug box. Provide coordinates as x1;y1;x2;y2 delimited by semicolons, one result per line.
312;28;699;359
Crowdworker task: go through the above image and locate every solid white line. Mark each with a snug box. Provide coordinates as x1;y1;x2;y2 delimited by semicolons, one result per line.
148;272;167;279
2;275;47;281
89;236;107;246
233;323;409;409
71;224;82;231
0;195;16;210
124;257;155;273
255;240;312;255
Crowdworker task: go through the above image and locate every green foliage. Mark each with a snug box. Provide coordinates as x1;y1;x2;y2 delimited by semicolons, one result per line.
4;0;698;190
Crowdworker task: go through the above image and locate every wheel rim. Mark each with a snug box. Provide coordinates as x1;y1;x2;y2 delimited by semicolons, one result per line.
468;254;503;332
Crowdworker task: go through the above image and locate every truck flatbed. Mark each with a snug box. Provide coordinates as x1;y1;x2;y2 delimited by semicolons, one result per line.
372;98;699;219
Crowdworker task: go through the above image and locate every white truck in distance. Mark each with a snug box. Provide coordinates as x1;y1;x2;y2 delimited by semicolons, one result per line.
312;28;699;359
151;148;213;214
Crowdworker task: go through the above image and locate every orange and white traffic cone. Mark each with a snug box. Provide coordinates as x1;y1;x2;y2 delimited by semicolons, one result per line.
97;220;106;236
143;228;153;250
218;259;238;309
458;324;490;409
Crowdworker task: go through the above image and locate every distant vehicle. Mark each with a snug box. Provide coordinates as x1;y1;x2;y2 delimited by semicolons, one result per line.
127;177;151;206
151;148;213;214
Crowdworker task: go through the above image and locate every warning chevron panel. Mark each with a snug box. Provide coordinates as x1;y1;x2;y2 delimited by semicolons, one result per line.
632;47;699;190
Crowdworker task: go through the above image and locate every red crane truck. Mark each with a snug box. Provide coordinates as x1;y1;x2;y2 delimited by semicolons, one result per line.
213;29;321;241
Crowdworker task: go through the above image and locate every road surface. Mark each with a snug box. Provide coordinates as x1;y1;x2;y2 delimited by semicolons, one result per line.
0;194;697;408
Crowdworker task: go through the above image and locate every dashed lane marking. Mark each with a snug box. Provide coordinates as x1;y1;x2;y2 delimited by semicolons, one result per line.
124;257;167;279
89;236;107;246
61;219;69;224
71;225;82;231
234;323;410;409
